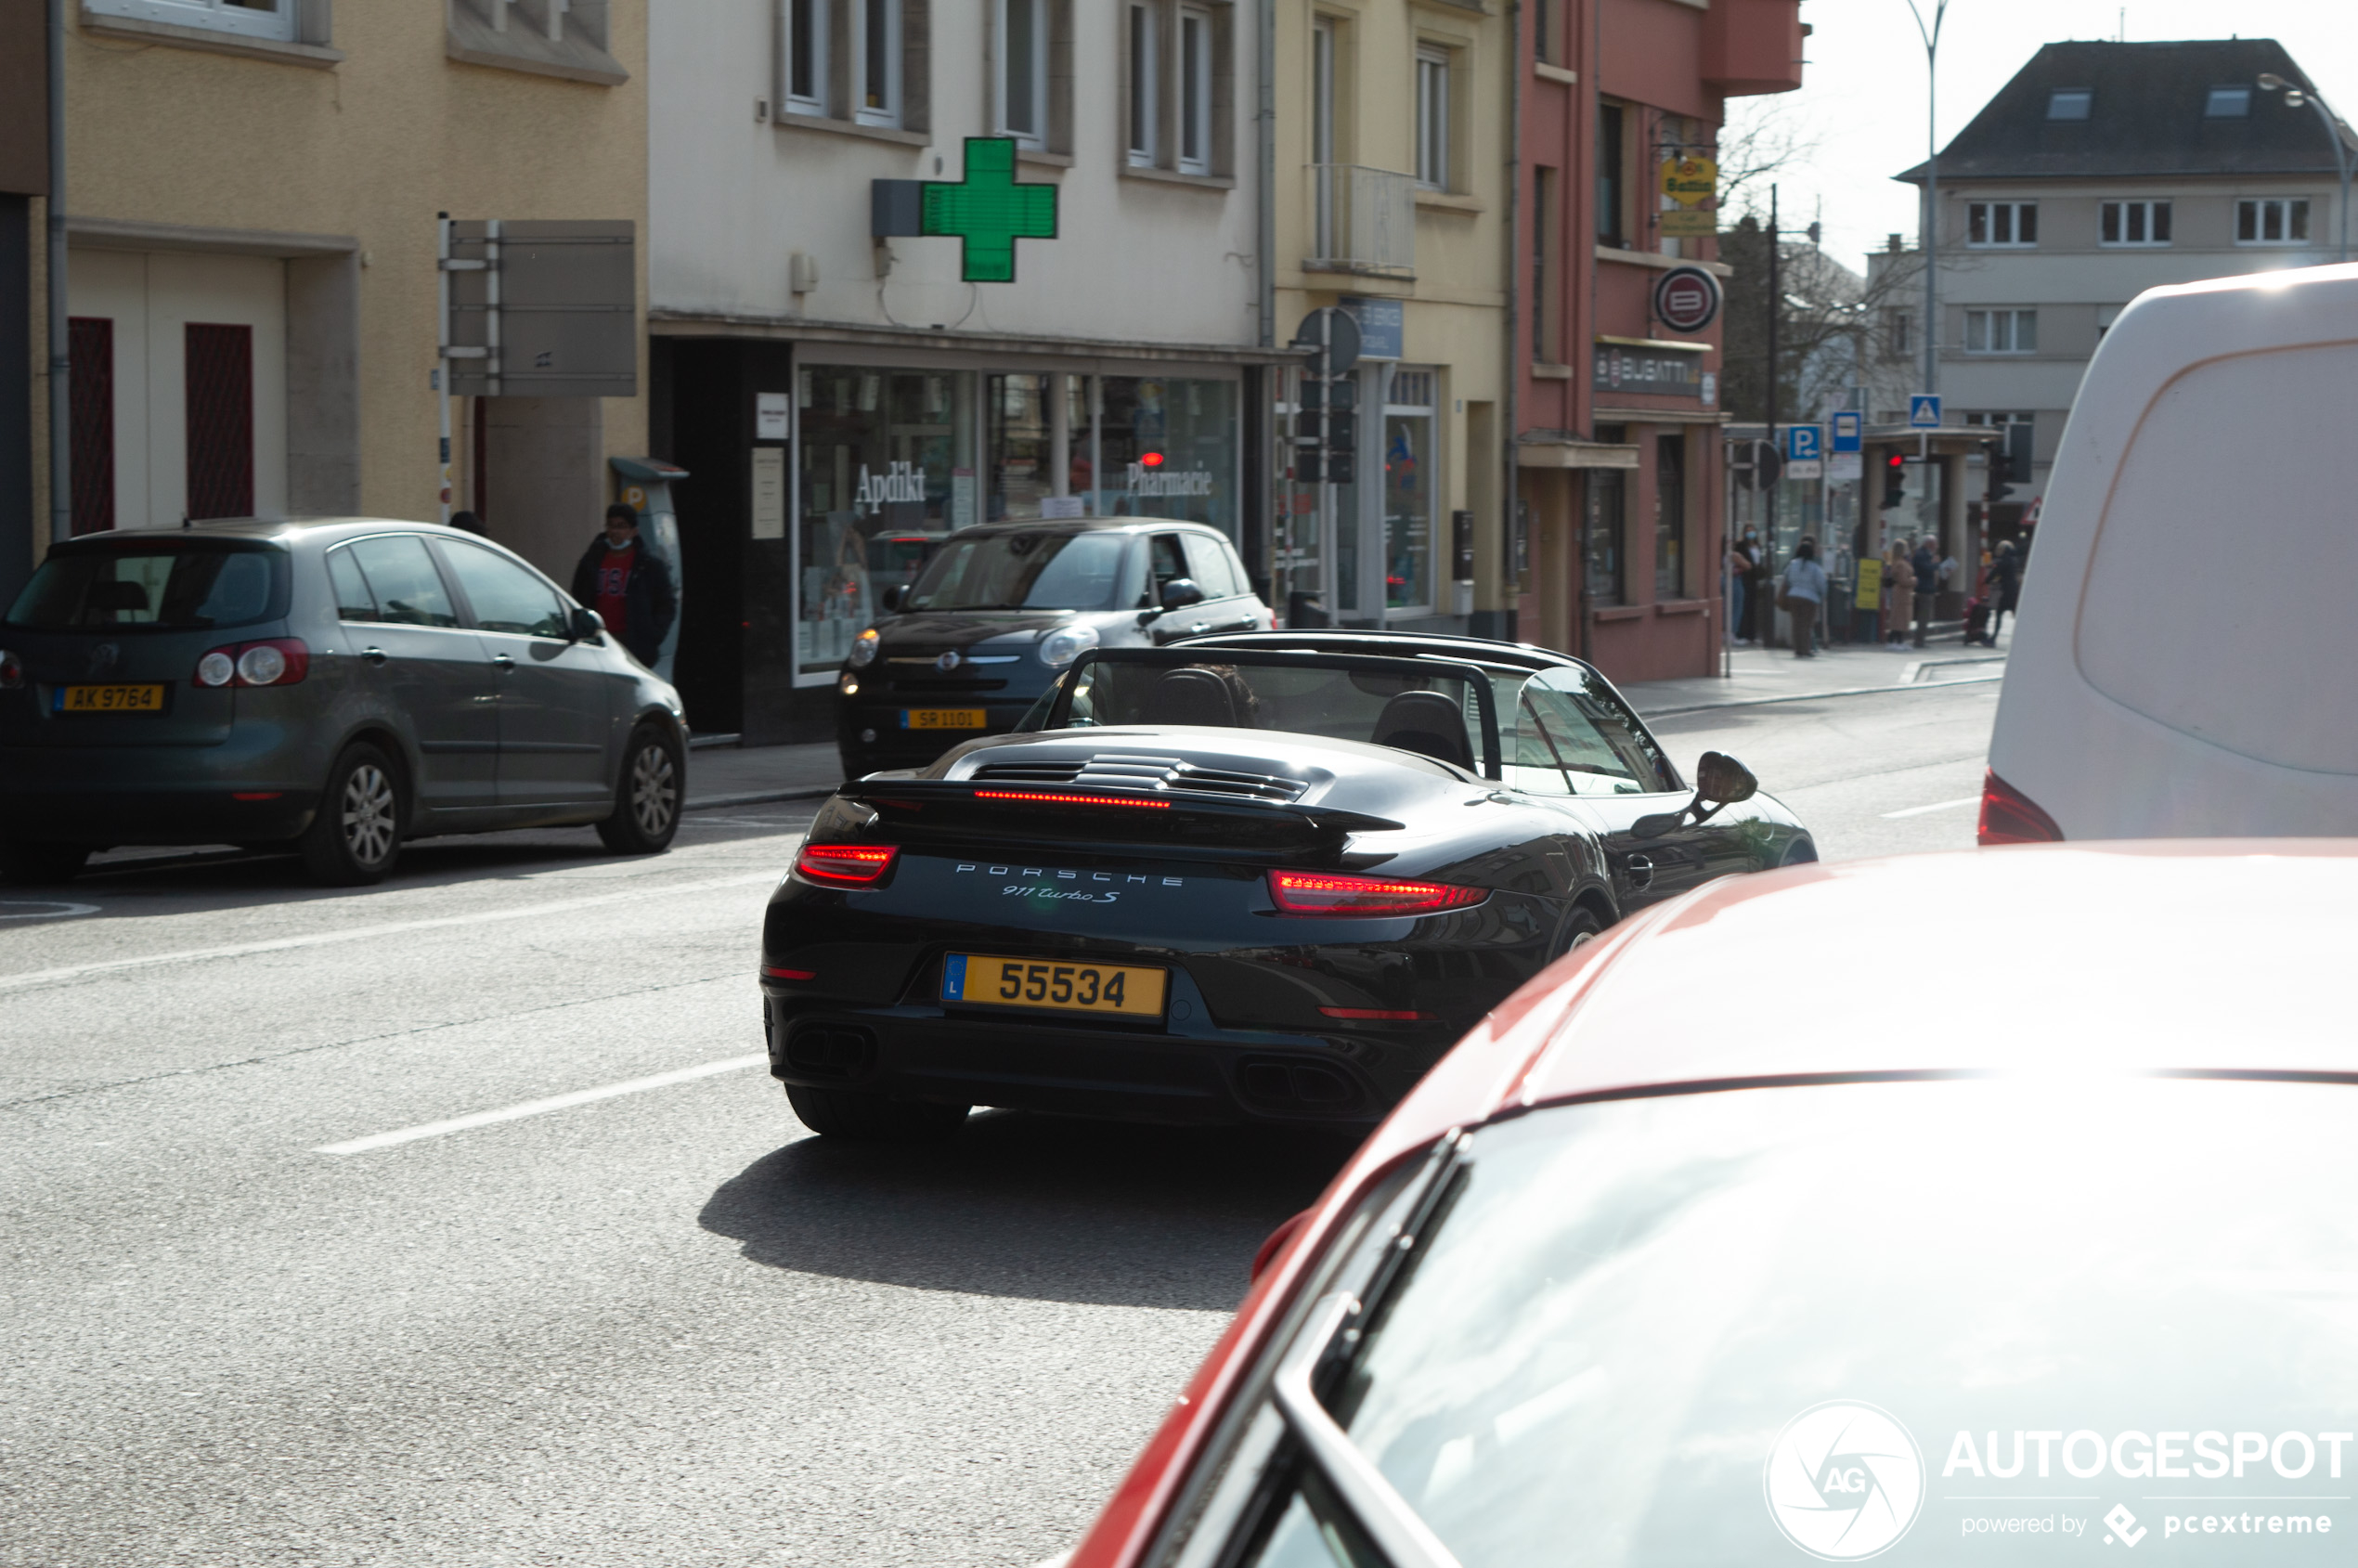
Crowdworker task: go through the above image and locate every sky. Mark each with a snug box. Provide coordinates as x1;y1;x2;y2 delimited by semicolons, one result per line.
1737;0;2358;274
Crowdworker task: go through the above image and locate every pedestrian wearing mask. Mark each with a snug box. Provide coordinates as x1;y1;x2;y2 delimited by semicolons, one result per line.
1779;537;1829;659
571;503;677;667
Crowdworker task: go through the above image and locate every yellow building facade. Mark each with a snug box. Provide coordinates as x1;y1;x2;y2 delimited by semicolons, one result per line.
1270;0;1510;633
37;0;648;584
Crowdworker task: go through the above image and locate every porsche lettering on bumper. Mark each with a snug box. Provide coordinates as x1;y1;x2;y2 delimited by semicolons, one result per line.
953;862;1186;888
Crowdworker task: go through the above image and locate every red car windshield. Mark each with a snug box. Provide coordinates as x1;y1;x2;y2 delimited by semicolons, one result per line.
1219;1080;2358;1568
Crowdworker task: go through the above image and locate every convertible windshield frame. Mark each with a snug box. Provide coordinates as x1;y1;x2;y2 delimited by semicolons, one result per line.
1045;647;1506;781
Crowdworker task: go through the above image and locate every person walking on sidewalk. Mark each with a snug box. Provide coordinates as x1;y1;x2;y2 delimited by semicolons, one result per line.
1781;537;1829;659
1983;539;2022;646
1727;530;1761;645
1910;536;1939;648
572;503;677;667
1883;542;1915;647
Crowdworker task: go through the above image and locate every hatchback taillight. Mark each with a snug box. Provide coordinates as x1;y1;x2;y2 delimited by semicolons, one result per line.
794;843;899;885
1977;769;2064;846
1268;869;1486;917
193;638;309;688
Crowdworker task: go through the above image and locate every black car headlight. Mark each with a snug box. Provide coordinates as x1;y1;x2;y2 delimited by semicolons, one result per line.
847;628;880;668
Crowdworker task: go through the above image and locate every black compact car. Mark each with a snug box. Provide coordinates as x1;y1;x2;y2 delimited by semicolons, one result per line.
764;631;1813;1139
834;517;1269;780
0;519;688;886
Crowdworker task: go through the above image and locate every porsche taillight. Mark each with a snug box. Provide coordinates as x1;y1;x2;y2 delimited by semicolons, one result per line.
794;843;899;885
1268;869;1485;917
1976;769;2064;846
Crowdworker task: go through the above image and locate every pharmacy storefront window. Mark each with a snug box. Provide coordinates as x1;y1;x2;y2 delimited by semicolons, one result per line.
797;367;977;684
1097;377;1237;538
1383;369;1437;613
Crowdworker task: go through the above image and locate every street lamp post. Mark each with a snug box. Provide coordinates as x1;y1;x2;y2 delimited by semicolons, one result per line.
1905;0;1949;398
2258;72;2352;265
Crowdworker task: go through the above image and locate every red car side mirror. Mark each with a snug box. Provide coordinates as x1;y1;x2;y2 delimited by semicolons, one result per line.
1250;1209;1313;1283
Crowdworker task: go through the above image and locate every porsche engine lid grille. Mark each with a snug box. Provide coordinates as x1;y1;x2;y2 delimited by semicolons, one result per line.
969;753;1309;804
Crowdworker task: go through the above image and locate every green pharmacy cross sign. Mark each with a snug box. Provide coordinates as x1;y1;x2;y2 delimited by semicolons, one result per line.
871;138;1058;284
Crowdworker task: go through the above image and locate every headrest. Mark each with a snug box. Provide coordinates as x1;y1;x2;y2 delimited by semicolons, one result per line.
1370;689;1473;769
1140;667;1238;727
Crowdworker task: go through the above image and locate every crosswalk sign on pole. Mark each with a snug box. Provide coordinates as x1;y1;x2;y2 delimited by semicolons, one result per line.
1909;395;1942;429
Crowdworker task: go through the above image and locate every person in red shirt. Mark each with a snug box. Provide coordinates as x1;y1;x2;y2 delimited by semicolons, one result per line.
569;504;676;667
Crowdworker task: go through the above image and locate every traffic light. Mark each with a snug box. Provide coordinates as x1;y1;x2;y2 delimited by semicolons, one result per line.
1882;451;1907;510
1985;440;2008;504
2004;421;2035;486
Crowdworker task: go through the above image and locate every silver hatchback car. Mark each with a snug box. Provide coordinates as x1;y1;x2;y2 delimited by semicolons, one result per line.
0;519;688;886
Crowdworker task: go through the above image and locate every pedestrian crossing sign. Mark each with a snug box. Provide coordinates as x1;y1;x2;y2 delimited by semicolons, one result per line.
1909;395;1942;429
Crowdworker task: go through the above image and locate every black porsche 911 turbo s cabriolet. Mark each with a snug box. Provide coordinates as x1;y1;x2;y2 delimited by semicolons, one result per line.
760;630;1813;1139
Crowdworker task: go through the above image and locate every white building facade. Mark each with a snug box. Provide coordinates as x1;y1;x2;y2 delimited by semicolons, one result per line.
647;0;1271;742
1874;38;2351;540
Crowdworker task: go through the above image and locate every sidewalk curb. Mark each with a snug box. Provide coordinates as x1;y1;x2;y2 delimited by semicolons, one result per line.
1637;668;2004;720
685;785;840;812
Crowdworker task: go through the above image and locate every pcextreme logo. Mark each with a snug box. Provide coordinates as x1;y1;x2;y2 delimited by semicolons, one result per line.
1766;1402;1928;1561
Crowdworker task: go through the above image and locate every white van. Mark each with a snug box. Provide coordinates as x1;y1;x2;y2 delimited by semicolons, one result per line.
1983;266;2358;842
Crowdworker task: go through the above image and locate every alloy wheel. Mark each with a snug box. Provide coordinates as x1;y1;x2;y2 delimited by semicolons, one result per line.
629;744;679;836
342;763;397;867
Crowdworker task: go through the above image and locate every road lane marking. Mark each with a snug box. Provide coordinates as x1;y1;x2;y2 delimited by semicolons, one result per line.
0;871;779;994
314;1054;769;1154
1881;796;1982;819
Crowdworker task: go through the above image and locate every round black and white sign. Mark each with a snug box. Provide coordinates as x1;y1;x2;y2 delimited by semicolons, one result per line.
1652;266;1723;334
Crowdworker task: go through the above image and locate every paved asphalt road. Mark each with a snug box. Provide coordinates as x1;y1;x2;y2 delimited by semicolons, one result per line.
0;681;1994;1568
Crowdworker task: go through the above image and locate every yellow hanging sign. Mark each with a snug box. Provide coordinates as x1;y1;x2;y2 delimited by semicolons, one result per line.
1658;155;1718;238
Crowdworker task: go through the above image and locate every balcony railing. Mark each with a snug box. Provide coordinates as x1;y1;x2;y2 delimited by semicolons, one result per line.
1308;163;1416;278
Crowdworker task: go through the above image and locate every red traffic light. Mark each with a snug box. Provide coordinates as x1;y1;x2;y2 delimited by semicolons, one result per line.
1886;452;1905;468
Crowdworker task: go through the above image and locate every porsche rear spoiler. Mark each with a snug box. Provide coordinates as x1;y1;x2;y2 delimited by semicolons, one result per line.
839;778;1405;853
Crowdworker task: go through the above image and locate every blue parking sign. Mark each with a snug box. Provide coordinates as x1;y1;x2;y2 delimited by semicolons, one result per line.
1785;424;1822;462
1909;395;1942;428
1832;411;1862;452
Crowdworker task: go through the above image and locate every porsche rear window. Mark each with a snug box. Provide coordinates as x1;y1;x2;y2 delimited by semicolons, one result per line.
6;544;288;631
1234;1080;2358;1568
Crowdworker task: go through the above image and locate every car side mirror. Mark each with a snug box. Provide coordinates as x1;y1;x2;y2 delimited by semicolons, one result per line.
1158;577;1207;615
1632;752;1758;839
1694;750;1757;805
569;605;604;641
879;583;908;614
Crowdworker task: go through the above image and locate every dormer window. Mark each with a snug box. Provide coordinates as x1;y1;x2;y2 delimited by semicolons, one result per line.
2206;85;2252;118
2047;88;2092;121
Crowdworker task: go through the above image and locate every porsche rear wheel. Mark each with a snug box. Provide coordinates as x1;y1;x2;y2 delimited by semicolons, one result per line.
785;1084;970;1142
1561;906;1606;954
